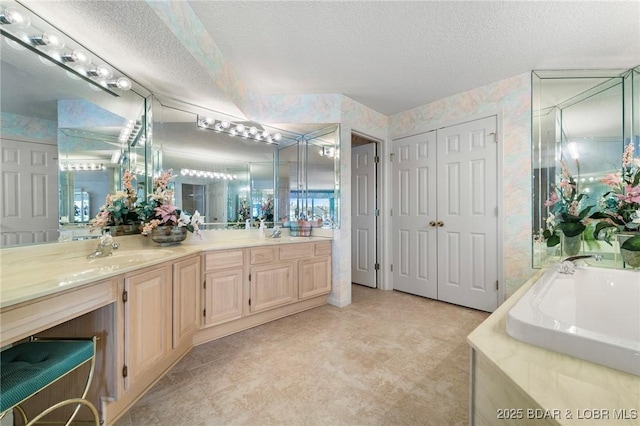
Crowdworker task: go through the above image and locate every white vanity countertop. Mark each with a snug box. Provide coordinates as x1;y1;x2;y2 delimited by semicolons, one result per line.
0;229;333;309
468;270;640;425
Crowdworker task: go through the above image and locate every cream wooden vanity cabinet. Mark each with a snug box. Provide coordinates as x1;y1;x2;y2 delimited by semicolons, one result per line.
197;240;332;343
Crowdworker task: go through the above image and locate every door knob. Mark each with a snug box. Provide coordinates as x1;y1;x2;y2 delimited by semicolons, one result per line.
429;221;436;227
437;221;444;227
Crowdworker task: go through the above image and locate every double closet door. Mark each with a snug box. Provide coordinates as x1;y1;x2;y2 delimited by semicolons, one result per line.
392;116;498;312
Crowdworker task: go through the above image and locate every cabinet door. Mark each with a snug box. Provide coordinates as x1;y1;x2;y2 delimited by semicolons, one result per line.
204;268;244;326
249;263;295;313
124;265;172;390
173;256;201;349
299;255;332;299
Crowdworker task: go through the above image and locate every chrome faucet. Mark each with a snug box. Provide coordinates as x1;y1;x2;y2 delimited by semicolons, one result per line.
557;254;602;274
87;231;120;259
270;226;282;238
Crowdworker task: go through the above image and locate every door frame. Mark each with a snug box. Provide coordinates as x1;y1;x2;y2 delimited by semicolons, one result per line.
351;131;382;289
386;110;505;304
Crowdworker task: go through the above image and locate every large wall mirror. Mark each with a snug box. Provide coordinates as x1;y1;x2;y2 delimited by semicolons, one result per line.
0;1;149;246
532;66;639;267
153;97;340;230
0;1;340;248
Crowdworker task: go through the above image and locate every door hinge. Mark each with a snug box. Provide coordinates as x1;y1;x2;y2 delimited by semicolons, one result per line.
249;298;251;307
374;263;380;270
249;273;251;282
374;155;380;163
495;206;498;217
390;153;395;162
122;290;128;303
203;280;206;290
122;365;128;378
489;132;497;143
390;264;393;272
203;308;206;317
390;208;393;217
374;209;379;216
496;280;499;291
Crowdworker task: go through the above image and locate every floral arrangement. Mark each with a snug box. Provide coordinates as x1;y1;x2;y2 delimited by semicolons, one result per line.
542;160;592;247
259;196;274;222
591;143;640;247
237;199;250;221
137;169;201;237
89;170;139;230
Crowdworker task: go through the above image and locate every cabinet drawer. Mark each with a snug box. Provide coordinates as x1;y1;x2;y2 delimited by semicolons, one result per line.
279;243;314;260
204;250;244;271
250;247;277;265
315;241;332;256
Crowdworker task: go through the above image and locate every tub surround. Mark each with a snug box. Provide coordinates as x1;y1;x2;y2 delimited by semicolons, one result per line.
468;269;640;426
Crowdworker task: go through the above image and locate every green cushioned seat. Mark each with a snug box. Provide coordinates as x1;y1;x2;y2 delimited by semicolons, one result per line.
0;340;94;413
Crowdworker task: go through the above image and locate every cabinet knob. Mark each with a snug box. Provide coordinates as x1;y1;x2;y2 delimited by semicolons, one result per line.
429;221;436;227
437;221;444;227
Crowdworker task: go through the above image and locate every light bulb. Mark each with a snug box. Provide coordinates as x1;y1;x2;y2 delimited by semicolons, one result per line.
273;133;282;141
220;121;230;129
60;49;90;64
235;124;246;133
30;31;65;49
86;64;112;79
261;130;269;139
106;77;132;90
0;7;31;28
249;126;258;135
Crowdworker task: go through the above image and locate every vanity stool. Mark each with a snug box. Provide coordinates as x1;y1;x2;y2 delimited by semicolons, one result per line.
0;336;100;425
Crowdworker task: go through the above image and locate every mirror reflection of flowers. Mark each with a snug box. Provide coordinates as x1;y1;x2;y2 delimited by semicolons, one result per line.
89;170;139;230
591;143;640;246
542;159;593;247
260;197;274;222
137;169;201;237
237;200;250;221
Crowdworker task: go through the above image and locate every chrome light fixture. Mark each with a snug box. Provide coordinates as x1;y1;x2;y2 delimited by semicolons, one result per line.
0;2;132;95
180;168;237;180
196;115;283;145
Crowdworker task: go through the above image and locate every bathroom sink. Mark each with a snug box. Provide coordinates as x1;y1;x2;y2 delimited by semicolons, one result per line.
88;249;175;263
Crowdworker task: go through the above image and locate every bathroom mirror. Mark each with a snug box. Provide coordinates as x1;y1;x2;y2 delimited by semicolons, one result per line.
532;66;640;267
153;98;340;229
0;13;149;246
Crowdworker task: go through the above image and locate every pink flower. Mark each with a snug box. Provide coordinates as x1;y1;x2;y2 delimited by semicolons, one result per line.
617;184;640;204
155;204;177;224
544;192;559;207
600;173;622;187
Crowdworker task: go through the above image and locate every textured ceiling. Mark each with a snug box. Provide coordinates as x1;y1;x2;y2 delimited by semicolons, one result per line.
16;0;640;117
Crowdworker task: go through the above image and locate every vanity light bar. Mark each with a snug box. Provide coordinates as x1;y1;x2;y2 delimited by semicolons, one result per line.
60;163;106;171
319;146;336;158
196;116;282;145
0;4;131;94
180;168;237;180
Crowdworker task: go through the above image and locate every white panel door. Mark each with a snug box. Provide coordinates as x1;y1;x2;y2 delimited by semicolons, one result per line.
392;131;438;298
351;143;377;288
436;117;498;312
0;139;58;246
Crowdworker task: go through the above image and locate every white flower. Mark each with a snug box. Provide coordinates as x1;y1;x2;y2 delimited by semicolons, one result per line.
177;211;191;227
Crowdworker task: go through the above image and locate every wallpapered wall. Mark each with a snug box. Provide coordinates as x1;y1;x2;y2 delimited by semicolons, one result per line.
149;1;536;304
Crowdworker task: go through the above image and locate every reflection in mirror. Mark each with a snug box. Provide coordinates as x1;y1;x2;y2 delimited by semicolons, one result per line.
532;67;639;267
153;98;300;229
153;98;340;231
0;1;148;246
